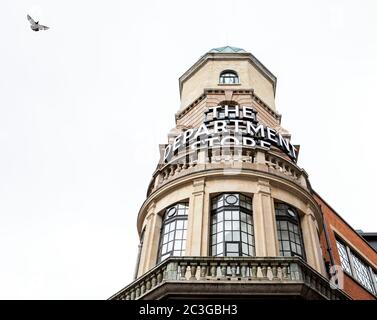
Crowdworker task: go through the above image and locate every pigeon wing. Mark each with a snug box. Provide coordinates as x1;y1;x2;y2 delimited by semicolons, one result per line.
38;24;49;30
27;14;36;25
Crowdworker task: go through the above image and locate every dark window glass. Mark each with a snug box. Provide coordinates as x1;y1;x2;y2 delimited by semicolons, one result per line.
275;203;305;259
219;70;239;84
210;193;254;257
158;202;188;262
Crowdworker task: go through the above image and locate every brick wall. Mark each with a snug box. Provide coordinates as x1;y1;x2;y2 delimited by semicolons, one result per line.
315;194;377;300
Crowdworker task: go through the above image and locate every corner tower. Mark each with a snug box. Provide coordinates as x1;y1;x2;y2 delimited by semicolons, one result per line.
111;46;350;300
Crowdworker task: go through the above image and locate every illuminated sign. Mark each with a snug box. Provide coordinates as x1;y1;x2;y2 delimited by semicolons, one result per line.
163;105;297;163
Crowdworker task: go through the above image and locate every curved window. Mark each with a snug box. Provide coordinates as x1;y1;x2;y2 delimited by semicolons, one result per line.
275;203;305;259
210;193;254;257
219;70;239;84
158;203;188;262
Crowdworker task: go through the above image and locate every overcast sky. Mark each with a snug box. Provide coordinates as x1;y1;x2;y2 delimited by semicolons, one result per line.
1;0;376;299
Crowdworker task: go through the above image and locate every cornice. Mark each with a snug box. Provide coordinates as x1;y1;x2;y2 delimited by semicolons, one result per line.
137;167;321;234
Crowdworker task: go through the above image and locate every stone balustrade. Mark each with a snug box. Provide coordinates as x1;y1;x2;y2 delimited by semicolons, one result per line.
147;147;308;195
109;256;349;300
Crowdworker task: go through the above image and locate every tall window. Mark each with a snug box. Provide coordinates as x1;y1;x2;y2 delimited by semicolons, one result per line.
350;252;375;293
275;203;305;259
158;203;188;262
219;70;239;84
210;193;254;257
336;239;352;274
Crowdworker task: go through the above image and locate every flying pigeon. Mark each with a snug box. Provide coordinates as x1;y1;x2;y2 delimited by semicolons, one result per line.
27;14;49;31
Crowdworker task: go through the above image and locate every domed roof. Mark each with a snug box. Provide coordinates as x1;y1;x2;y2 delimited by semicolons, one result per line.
209;46;247;53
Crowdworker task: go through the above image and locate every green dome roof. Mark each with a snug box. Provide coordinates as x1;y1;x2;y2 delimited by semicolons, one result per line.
209;46;247;53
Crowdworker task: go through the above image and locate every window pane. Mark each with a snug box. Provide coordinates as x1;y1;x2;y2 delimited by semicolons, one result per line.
233;232;240;241
242;243;248;255
283;241;290;250
225;231;232;241
232;211;240;220
175;240;182;249
227;252;239;257
176;220;184;229
336;240;351;274
280;221;288;230
217;232;223;243
226;243;239;252
281;230;289;240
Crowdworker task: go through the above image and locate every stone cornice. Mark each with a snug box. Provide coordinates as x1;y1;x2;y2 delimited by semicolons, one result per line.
137;167;321;234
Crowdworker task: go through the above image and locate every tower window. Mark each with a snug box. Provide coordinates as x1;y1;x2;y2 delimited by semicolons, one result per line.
275;203;305;259
210;193;254;257
219;70;239;84
158;203;188;262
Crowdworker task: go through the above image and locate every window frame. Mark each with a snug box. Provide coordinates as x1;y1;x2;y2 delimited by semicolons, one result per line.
210;193;255;257
219;70;240;85
275;202;306;260
157;202;189;263
335;236;377;295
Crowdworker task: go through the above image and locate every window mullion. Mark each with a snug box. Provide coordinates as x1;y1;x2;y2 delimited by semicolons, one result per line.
346;246;356;278
369;266;377;294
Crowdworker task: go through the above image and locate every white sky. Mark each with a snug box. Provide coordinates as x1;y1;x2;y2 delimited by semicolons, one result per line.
1;0;376;299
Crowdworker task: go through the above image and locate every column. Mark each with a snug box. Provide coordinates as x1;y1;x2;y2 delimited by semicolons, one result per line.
252;179;279;256
137;202;162;276
186;178;206;256
301;204;326;275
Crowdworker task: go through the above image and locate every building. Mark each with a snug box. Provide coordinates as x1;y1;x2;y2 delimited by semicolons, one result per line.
110;46;377;300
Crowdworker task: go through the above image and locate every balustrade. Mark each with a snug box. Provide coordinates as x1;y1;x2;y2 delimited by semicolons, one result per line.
110;256;348;300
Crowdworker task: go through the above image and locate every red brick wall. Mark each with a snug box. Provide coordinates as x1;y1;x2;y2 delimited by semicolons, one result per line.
315;194;377;300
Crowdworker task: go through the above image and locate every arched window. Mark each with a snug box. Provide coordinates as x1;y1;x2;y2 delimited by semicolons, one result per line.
158;202;188;262
210;193;254;257
219;70;239;84
275;203;305;259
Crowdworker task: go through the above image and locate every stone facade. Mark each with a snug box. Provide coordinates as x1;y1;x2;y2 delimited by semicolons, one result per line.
110;46;376;300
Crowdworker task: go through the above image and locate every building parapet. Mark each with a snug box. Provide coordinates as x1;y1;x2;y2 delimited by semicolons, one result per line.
110;256;350;300
147;148;308;196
